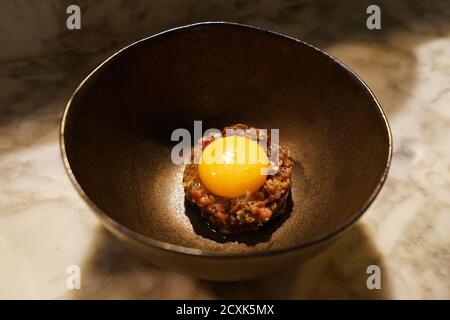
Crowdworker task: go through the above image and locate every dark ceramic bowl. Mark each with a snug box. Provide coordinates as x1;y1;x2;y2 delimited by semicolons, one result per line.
61;22;392;281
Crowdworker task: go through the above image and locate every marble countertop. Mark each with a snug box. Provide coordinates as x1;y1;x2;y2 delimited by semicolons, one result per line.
0;0;449;299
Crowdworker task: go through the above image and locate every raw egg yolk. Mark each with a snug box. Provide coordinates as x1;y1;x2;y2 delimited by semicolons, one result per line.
198;136;269;198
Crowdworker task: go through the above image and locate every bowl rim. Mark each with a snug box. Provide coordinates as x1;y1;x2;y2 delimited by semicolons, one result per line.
60;21;393;259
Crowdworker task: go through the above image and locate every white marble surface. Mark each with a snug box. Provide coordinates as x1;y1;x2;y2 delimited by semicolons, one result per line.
0;0;449;299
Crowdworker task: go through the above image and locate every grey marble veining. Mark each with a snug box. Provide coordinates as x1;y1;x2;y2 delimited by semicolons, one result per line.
0;0;449;299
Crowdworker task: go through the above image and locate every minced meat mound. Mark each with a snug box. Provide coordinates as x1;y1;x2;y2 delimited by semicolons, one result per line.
183;124;292;233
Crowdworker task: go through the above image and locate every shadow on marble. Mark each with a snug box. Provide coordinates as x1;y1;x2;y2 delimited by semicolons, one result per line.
68;222;390;299
2;0;448;62
201;224;391;299
67;227;165;299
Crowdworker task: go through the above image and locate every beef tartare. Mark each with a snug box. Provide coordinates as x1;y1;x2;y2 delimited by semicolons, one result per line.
183;124;292;233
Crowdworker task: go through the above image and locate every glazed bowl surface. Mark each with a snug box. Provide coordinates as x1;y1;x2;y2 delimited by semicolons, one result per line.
61;22;392;280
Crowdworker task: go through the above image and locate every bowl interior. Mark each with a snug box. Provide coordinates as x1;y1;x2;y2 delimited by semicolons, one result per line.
63;23;390;254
